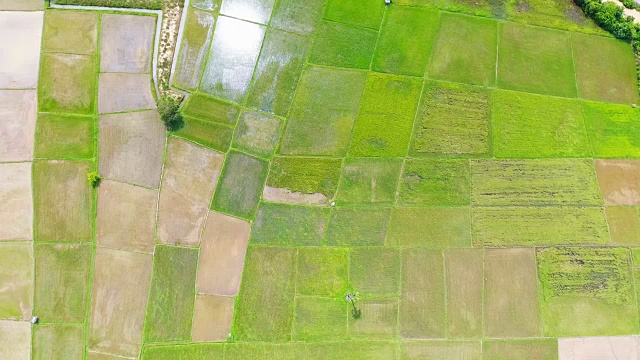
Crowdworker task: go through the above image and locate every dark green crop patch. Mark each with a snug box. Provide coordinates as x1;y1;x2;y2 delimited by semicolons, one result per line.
266;157;343;199
398;159;471;206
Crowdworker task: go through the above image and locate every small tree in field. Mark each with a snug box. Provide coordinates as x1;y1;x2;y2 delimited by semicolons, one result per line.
158;98;184;131
346;291;361;319
87;172;101;188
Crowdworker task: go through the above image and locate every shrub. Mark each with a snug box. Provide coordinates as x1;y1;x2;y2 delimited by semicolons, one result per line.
157;98;184;131
87;171;101;188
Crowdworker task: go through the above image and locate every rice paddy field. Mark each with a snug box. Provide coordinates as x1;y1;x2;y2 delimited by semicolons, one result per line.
3;0;640;358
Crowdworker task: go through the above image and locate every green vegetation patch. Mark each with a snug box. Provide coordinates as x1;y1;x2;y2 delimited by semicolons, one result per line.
308;21;378;70
232;111;283;158
251;203;330;246
34;243;91;323
349;300;398;339
633;248;640;266
482;339;558;360
471;159;602;206
401;341;482;359
55;0;161;9
266;157;343;199
34;113;94;160
335;158;403;205
223;343;306;360
572;32;638;104
583;102;640;158
296;248;349;297
373;7;439;77
324;208;391;246
173;8;214;91
386;207;471;248
306;341;398;360
142;344;224;360
348;73;422;157
38;53;96;115
182;93;240;125
606;206;640;245
497;23;577;97
537;247;638;336
505;0;605;35
293;296;348;341
42;10;98;55
270;0;325;35
445;249;483;338
174;117;233;153
0;242;33;320
398;159;471;206
280;67;367;156
234;246;297;341
427;13;498;86
324;0;384;29
473;207;609;246
144;245;198;342
410;81;490;156
350;247;400;298
212;151;269;220
33;325;83;360
491;90;590;158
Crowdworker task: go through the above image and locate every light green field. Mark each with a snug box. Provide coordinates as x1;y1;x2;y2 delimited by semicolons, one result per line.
38;53;97;115
335;158;403;205
583;101;640;158
324;208;391;246
308;22;378;70
251;203;330;246
398;159;471;205
266;157;343;198
34;114;95;160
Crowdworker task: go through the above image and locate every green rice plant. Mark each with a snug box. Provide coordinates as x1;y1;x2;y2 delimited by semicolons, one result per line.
335;158;403;206
604;206;640;245
308;21;378;70
632;248;640;266
324;208;391;246
293;297;348;341
350;248;400;298
270;0;325;35
397;159;471;206
174;116;233;153
296;248;349;297
386;207;471;248
141;344;224;360
266;157;342;198
181;93;240;126
172;8;214;91
323;0;385;29
400;341;482;359
33;325;83;360
348;299;398;339
306;341;398;360
250;203;330;246
232;111;283;158
583;101;640;158
34;114;94;160
482;339;558;360
38;53;97;115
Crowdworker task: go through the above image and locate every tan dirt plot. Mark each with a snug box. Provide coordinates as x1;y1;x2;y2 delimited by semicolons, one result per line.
605;206;640;245
191;294;235;342
98;110;165;189
157;138;224;246
0;243;32;320
88;351;135;360
0;163;32;241
0;90;36;162
89;247;153;358
0;12;43;89
445;248;483;338
0;320;31;360
97;180;158;253
262;186;328;205
559;335;640;360
596;160;640;205
0;0;43;10
98;73;156;114
100;14;155;73
43;11;98;55
484;248;542;338
196;211;250;296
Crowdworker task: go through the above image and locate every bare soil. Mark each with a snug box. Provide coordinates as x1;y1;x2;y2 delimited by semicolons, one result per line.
0;163;32;241
596;160;640;205
191;294;234;342
0;90;36;162
98;73;156;113
0;12;43;89
100;14;155;73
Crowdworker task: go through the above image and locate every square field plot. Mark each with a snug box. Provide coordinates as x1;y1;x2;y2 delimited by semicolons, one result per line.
349;300;398;339
336;158;402;206
191;294;234;342
401;341;481;359
43;11;98;55
398;159;471;206
33;160;93;242
183;93;240;125
537;247;638;336
0;12;43;89
294;297;348;341
280;66;367;156
350;247;400;298
39;53;96;114
324;0;384;29
0;90;36;162
427;13;497;86
491;90;589;158
573;33;638;104
373;7;438;77
497;23;576;97
308;22;377;70
33;325;83;360
270;0;325;35
483;339;558;360
606;206;640;245
583;102;640;158
296;248;348;297
0;243;33;321
97;180;157;253
232;111;283;158
559;336;640;359
220;0;275;24
173;8;214;91
409;81;490;156
98;73;156;113
0;0;43;10
0;163;32;241
34;113;94;160
99;110;166;189
0;320;31;360
250;203;329;246
386;207;471;248
596;160;640;205
34;243;91;323
141;344;224;360
175;117;233;152
445;249;483;338
325;208;391;246
100;14;155;73
348;73;422;157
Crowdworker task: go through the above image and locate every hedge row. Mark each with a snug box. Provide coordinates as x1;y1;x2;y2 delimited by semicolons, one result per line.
53;0;162;10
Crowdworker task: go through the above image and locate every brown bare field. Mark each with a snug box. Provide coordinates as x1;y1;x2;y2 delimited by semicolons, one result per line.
605;206;640;245
33;324;84;360
445;248;483;338
100;14;155;73
596;160;640;205
43;11;98;55
0;243;33;321
191;294;235;342
0;12;43;89
558;336;639;359
0;90;36;162
0;320;31;360
97;73;156;114
348;300;398;339
0;0;43;10
0;163;32;241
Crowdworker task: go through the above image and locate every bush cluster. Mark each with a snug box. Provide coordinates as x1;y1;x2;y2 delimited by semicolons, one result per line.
158;98;184;131
53;0;162;10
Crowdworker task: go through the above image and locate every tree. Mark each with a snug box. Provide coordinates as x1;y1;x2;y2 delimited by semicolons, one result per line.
158;98;184;131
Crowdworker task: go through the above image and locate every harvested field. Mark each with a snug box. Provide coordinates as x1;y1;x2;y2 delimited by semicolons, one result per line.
220;0;275;24
0;163;32;241
605;206;640;245
309;21;377;70
0;90;36;162
296;247;348;297
34;113;95;160
100;14;155;73
0;0;43;10
0;11;43;89
445;249;483;338
0;320;31;360
397;159;470;206
42;11;98;55
483;339;558;360
294;297;348;341
595;160;640;205
172;8;214;91
232;111;283;158
400;341;482;360
386;207;471;248
250;203;330;246
324;208;391;246
33;324;83;360
264;157;342;205
191;294;235;342
0;242;33;321
558;335;640;359
39;53;96;114
269;0;325;35
324;0;384;29
336;158;402;205
348;300;398;339
97;73;156;113
582;102;640;158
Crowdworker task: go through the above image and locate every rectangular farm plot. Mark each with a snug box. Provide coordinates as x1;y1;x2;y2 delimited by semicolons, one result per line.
144;245;198;342
583;102;640;158
349;300;398;339
39;53;96;115
182;93;240;125
33;160;93;241
410;81;490;156
270;0;325;35
386;207;471;248
325;208;391;246
212;150;268;219
473;207;609;246
296;248;348;297
559;336;640;360
232;111;283;158
573;32;639;104
191;294;235;342
100;14;155;73
398;159;470;206
264;156;342;205
0;12;43;89
427;13;497;86
234;246;296;341
0;163;33;241
141;344;224;360
482;339;558;360
175;117;234;152
324;0;384;29
445;249;483;339
606;207;640;245
537;247;638;336
157;138;223;247
350;247;400;298
491;90;590;158
173;8;214;91
0;0;43;10
483;248;542;338
34;243;91;323
220;0;275;24
309;21;377;70
0;243;33;321
43;10;98;55
293;297;348;341
0;320;31;360
306;341;398;360
280;66;367;156
246;29;310;117
98;73;156;113
348;73;422;157
595;160;640;205
400;341;481;360
497;23;577;97
373;7;439;77
250;203;330;246
34;113;94;160
471;159;602;206
336;158;402;205
0;90;36;162
33;324;83;360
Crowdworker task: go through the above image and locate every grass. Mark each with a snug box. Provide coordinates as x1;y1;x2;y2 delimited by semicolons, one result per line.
0;242;32;321
537;247;638;336
33;324;83;360
306;341;398;360
350;247;400;298
324;208;391;246
482;339;558;360
38;53;96;115
34;113;94;160
293;297;348;341
504;0;606;34
181;93;240;125
296;248;349;297
232;111;283;158
308;21;378;70
324;0;385;29
386;207;471;248
144;245;198;342
491;90;590;157
266;157;343;198
34;243;91;323
270;0;326;35
582;102;640;158
174;117;233;153
633;248;640;266
410;81;490;156
348;300;398;339
55;0;162;9
372;7;439;77
142;344;224;360
427;13;498;86
211;151;269;220
335;158;403;206
400;341;482;359
348;73;423;157
172;8;214;91
42;10;98;55
445;249;483;338
497;22;577;97
250;203;330;246
397;159;471;206
606;206;640;245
